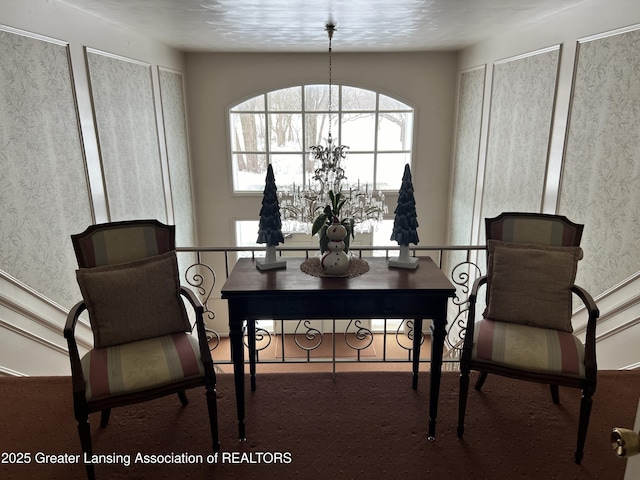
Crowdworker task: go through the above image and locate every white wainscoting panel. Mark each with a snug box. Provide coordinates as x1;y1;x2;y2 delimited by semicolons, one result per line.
0;272;92;376
573;271;640;370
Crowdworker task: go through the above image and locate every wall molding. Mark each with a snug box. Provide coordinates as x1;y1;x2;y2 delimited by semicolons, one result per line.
0;365;27;377
578;23;640;44
0;23;68;46
1;269;65;316
573;269;640;335
597;269;640;299
597;316;640;342
0;269;92;350
85;46;150;67
494;44;560;65
622;361;640;371
0;318;69;356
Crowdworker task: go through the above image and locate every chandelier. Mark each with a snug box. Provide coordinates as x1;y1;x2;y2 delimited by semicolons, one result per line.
279;23;388;234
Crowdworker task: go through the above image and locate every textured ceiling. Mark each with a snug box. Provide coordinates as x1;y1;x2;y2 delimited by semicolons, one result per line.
58;0;589;52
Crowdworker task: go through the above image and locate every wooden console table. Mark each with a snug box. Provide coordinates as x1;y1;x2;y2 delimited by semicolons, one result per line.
221;256;456;441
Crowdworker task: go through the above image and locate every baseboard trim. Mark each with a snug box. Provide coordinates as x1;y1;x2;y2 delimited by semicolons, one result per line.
621;361;640;371
0;365;28;377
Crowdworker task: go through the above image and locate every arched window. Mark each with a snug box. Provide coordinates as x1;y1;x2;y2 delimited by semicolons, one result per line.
229;84;414;193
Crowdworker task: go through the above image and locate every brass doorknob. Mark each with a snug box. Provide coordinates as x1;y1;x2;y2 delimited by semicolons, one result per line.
611;428;640;457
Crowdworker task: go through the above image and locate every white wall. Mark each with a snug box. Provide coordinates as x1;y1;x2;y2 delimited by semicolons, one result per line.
456;0;640;234
1;0;186;225
0;0;187;376
0;271;93;377
2;0;637;375
184;51;458;332
451;0;640;370
185;51;458;246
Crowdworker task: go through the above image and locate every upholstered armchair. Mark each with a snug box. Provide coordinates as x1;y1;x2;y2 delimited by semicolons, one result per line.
457;212;599;464
64;220;219;480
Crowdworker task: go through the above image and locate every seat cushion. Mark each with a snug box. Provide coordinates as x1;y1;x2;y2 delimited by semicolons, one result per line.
81;333;204;401
472;319;585;378
485;240;582;332
76;251;191;348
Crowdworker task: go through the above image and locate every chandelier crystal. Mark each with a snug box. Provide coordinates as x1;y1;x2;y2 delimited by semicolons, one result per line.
279;23;388;234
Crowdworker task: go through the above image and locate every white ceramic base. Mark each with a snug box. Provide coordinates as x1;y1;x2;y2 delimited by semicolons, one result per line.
388;257;420;269
256;245;287;270
256;258;287;270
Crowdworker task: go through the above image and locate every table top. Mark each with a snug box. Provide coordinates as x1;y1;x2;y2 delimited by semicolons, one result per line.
221;257;456;297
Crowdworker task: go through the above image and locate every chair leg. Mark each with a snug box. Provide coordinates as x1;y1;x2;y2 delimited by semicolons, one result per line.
474;372;488;391
206;385;220;452
550;384;560;404
457;369;470;438
77;417;95;480
575;388;594;465
178;390;189;406
99;408;111;428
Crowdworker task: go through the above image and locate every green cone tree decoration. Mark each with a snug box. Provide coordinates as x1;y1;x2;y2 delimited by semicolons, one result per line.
256;164;286;270
389;164;419;269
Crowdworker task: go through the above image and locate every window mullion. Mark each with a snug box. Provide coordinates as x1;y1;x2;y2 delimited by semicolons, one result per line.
264;93;270;165
373;93;380;190
302;86;307;186
339;86;343;146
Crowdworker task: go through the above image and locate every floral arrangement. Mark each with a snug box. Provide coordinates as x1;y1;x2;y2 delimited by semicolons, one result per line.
311;190;355;253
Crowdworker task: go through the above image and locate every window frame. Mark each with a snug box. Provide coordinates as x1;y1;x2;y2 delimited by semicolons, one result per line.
228;84;415;195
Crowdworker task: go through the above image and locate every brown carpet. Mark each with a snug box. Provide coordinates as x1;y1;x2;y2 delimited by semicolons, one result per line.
1;370;638;480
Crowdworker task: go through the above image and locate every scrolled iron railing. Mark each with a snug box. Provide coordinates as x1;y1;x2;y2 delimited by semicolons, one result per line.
176;245;485;371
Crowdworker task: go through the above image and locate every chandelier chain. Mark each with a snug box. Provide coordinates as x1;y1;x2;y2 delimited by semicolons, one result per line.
327;23;334;139
278;22;388;234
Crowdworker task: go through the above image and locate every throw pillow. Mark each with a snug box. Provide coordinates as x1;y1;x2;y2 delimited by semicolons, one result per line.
485;240;582;332
76;251;191;348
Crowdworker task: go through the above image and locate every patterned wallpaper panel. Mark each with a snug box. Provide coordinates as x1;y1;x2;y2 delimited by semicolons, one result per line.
86;49;167;223
480;48;560;237
449;67;485;246
0;29;93;308
559;28;640;297
447;66;485;276
158;68;198;274
158;68;196;246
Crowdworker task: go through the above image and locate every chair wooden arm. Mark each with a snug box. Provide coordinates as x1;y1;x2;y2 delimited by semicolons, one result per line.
467;275;487;335
461;275;487;362
180;286;214;374
469;275;487;303
572;284;600;377
572;285;599;317
64;300;88;398
180;286;205;315
64;300;87;339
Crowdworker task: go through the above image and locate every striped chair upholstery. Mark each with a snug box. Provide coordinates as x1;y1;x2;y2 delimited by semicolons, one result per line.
65;220;219;480
458;212;599;465
472;319;586;378
485;211;583;249
81;333;204;401
71;219;175;268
